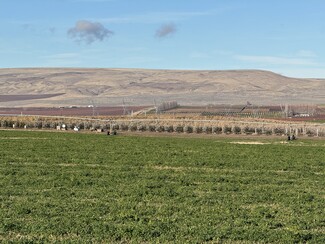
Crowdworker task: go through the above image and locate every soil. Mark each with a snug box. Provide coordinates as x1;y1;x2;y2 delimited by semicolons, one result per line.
0;106;150;116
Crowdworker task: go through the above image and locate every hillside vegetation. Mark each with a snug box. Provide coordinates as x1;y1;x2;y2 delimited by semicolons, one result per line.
0;68;324;106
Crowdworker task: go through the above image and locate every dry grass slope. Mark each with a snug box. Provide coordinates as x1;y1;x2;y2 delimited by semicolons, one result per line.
0;68;324;107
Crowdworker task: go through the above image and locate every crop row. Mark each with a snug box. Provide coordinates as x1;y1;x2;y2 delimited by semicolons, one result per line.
0;116;324;137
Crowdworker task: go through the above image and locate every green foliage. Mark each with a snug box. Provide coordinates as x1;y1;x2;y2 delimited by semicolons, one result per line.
0;130;324;243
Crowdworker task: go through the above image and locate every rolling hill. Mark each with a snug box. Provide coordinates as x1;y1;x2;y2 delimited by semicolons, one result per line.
0;68;324;107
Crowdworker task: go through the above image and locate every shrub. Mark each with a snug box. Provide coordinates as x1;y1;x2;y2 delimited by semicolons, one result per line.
83;122;91;130
203;126;212;134
1;120;7;127
41;122;51;129
78;122;85;130
147;125;156;132
317;131;325;137
69;123;77;130
255;128;262;134
34;121;43;129
120;124;129;131
25;122;35;129
212;126;222;134
243;127;255;134
129;124;137;132
184;125;193;133
223;126;232;134
306;130;315;136
194;126;203;133
15;121;26;128
112;124;120;131
102;124;110;130
93;124;101;130
137;125;147;132
51;122;59;129
156;125;165;132
7;120;14;128
264;129;272;135
164;125;174;133
174;125;184;133
233;126;241;134
274;128;285;135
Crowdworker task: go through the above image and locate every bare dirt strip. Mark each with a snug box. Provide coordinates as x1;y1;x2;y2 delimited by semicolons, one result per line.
0;106;150;116
0;93;64;102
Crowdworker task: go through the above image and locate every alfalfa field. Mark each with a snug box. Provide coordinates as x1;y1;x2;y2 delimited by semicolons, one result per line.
0;130;324;242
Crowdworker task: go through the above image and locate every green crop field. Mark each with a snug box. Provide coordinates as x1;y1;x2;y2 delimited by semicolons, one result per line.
0;130;324;243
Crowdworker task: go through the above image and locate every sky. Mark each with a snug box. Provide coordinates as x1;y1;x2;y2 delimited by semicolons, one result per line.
1;0;325;78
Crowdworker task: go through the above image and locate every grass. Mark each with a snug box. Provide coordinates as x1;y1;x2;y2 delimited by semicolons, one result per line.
308;119;325;124
0;130;324;243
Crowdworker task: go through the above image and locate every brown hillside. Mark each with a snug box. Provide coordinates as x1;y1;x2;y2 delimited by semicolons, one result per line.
0;68;324;107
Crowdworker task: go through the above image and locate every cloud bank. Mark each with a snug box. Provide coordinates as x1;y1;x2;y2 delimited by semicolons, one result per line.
68;20;113;44
155;23;177;38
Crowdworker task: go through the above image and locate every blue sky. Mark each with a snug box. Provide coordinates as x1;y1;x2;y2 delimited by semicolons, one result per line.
1;0;325;78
